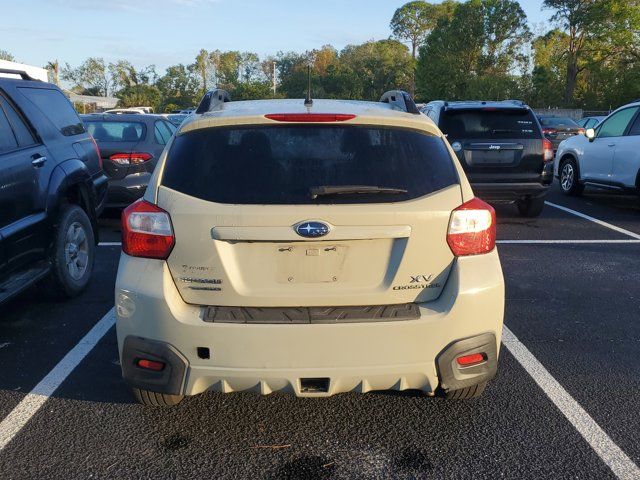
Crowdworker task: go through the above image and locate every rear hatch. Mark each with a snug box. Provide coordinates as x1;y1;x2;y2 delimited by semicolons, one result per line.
440;107;545;183
157;123;463;307
539;117;583;146
84;119;150;179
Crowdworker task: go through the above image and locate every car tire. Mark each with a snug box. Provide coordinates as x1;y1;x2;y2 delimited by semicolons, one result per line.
45;204;95;299
516;197;545;217
442;381;487;400
559;158;584;196
132;387;184;406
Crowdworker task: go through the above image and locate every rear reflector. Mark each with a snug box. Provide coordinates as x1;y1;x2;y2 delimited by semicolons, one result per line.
110;152;153;165
122;200;175;259
265;113;356;122
447;197;496;256
137;358;165;371
543;138;554;162
456;353;486;367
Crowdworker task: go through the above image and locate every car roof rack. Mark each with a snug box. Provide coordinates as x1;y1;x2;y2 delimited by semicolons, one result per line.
0;68;40;81
379;90;421;115
195;89;231;114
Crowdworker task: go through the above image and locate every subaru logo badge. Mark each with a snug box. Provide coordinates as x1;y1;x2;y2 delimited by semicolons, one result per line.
294;221;330;238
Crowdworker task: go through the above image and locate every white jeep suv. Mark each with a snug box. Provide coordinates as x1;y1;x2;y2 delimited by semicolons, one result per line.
115;90;505;406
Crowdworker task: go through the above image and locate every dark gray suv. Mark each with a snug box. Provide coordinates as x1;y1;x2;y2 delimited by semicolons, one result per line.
422;100;554;217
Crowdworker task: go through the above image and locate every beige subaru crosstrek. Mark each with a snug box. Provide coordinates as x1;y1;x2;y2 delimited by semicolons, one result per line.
115;90;505;406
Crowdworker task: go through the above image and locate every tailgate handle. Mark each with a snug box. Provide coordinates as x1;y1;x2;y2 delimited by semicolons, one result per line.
211;225;411;242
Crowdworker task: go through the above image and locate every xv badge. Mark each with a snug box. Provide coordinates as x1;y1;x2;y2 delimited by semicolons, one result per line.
410;274;434;284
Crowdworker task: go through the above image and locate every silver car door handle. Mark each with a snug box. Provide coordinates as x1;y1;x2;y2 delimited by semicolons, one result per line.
31;156;47;167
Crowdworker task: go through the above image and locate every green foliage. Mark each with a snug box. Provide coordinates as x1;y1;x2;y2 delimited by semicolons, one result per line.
416;0;530;101
155;64;200;111
116;84;162;109
0;50;15;61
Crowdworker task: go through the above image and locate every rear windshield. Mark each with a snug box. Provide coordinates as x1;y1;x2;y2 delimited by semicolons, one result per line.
18;87;85;136
85;121;146;142
440;109;541;140
539;117;579;128
161;125;458;204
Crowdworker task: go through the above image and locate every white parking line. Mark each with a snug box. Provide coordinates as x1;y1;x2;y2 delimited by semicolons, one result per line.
502;326;640;480
545;201;640;240
0;308;115;453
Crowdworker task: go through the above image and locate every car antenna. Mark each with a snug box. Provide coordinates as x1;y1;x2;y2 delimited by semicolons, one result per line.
304;65;313;107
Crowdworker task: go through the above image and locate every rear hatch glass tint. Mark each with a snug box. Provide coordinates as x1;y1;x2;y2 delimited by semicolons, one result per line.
441;109;542;140
539;117;579;128
85;121;146;142
161;125;458;204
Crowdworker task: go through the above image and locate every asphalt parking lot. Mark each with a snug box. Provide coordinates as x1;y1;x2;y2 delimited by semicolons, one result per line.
0;184;639;479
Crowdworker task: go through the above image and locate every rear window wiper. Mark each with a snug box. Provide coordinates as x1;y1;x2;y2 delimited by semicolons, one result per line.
310;185;408;199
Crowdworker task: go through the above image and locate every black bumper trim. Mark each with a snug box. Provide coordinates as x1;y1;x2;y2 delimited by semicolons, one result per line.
121;336;189;395
436;332;498;392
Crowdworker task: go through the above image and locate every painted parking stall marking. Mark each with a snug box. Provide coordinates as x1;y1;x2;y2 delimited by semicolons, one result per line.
0;308;115;452
545;201;640;239
502;326;640;480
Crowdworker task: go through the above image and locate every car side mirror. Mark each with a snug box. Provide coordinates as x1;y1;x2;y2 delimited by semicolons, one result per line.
585;128;596;141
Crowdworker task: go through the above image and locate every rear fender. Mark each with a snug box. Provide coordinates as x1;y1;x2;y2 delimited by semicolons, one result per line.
48;159;100;242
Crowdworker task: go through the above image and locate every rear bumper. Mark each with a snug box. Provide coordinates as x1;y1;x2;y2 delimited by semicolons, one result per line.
115;250;505;397
106;173;150;208
472;182;551;202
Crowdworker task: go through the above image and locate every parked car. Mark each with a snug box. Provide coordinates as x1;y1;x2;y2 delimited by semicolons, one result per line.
0;68;107;304
577;116;606;129
422;100;553;217
164;113;191;127
538;116;584;152
115;90;505;406
555;101;640;196
104;107;154;114
81;113;176;208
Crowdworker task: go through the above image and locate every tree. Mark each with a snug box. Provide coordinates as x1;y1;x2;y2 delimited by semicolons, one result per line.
416;0;530;101
543;0;640;105
155;64;200;111
116;84;162;110
194;49;218;95
0;50;15;61
391;1;436;59
62;57;111;96
46;60;60;86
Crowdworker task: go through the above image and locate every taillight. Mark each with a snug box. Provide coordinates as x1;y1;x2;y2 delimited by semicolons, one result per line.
577;128;586;135
543;138;554;162
265;113;356;122
109;152;153;165
122;200;175;259
90;136;102;170
447;198;496;256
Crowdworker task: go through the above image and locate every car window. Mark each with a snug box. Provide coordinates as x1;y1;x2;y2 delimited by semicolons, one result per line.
440;109;541;139
162;125;459;205
85;121;145;142
18;87;85;136
0;105;19;153
585;119;595;128
539;117;579;128
598;107;639;138
626;112;640;136
576;119;587;128
0;96;36;147
154;121;173;145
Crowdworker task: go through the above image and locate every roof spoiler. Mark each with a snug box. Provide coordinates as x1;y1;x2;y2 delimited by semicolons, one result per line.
0;68;40;81
379;90;421;115
195;89;231;114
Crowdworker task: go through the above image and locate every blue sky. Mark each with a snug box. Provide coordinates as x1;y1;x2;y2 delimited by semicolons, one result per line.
2;0;553;72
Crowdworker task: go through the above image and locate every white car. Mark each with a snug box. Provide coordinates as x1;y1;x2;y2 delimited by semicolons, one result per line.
554;101;640;196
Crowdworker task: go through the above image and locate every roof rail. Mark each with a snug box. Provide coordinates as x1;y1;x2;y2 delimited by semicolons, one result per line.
0;68;40;81
195;89;231;114
379;90;420;115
